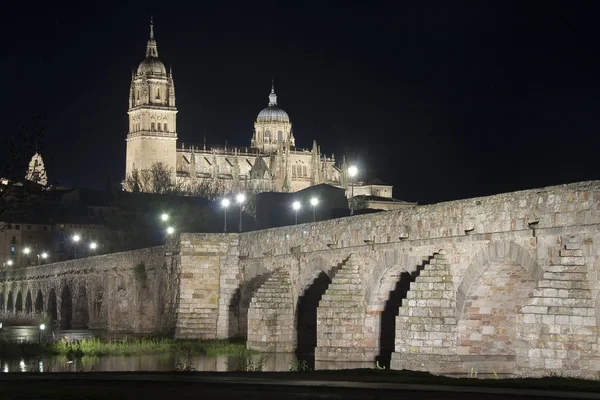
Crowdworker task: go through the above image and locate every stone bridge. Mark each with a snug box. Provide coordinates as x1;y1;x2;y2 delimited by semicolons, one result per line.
0;246;178;333
2;181;600;378
176;181;600;377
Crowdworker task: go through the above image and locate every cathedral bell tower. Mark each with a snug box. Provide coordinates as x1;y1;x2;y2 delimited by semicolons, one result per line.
125;17;178;181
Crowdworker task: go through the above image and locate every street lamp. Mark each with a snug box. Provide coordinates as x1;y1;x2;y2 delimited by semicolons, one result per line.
163;226;175;245
89;242;97;251
292;201;301;225
23;247;31;266
348;165;358;216
310;197;319;222
236;193;246;233
39;323;45;343
72;234;81;259
221;198;230;233
6;260;13;267
160;213;169;222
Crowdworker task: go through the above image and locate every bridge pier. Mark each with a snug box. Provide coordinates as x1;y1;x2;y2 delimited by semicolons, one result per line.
390;252;461;372
247;269;296;352
315;255;377;362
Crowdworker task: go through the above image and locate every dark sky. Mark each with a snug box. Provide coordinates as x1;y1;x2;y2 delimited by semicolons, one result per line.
2;1;599;204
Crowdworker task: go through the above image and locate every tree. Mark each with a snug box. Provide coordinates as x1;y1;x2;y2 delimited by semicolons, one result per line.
123;162;180;194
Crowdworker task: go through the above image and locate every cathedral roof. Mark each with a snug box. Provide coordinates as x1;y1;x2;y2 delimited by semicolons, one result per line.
137;56;167;76
136;16;167;76
256;82;290;123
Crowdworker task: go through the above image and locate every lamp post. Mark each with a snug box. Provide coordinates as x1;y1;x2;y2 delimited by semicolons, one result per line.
236;193;246;233
348;165;358;216
89;242;97;252
39;323;45;343
292;201;301;225
310;197;319;222
40;252;48;265
165;227;175;244
23;247;31;266
161;213;169;222
72;234;81;259
221;198;230;233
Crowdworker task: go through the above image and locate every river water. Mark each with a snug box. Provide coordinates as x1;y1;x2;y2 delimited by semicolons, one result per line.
0;354;374;373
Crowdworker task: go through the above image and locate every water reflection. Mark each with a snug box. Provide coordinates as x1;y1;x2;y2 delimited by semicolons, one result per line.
1;353;374;373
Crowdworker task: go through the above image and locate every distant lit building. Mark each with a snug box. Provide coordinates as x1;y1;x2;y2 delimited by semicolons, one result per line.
124;19;352;195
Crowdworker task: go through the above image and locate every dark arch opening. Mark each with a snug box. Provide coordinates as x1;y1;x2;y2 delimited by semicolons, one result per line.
25;290;32;313
35;290;44;313
15;292;23;313
377;271;414;367
48;289;58;322
0;292;4;312
60;286;73;329
74;286;89;329
228;272;272;339
7;292;14;312
296;271;332;366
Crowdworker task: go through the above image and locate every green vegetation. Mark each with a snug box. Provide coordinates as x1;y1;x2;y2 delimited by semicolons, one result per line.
52;337;253;357
0;337;253;358
288;359;311;372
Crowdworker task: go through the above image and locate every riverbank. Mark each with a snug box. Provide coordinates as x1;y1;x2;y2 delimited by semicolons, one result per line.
1;371;600;400
0;338;253;358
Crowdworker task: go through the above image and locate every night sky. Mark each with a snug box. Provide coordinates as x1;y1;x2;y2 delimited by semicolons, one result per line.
2;1;599;205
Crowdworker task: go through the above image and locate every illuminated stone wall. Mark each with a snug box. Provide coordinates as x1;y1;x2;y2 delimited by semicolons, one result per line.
0;246;176;334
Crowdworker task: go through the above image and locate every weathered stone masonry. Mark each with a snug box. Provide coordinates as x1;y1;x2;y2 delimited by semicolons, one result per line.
5;181;600;378
174;181;600;378
0;246;178;334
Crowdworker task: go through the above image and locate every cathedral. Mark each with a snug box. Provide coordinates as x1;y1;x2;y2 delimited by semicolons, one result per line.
125;19;348;195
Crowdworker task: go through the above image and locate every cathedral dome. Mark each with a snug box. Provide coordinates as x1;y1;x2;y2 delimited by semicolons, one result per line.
137;56;167;76
256;84;290;123
257;106;289;123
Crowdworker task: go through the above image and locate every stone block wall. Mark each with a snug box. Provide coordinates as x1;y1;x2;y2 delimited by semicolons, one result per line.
391;252;460;372
517;235;597;377
315;254;376;361
247;268;295;352
0;246;174;334
175;233;240;339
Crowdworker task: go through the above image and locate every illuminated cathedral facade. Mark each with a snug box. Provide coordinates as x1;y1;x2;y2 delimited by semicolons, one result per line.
124;19;349;195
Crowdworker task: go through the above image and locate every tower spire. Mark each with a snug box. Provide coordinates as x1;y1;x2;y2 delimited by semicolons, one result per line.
146;15;158;58
268;79;277;106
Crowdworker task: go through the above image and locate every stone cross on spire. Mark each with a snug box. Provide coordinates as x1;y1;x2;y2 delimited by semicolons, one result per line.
269;78;277;106
146;14;159;58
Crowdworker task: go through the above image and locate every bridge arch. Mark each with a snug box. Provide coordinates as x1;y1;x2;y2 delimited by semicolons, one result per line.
35;290;44;313
228;267;273;339
295;256;344;360
7;291;14;313
455;240;539;373
25;290;32;313
364;250;437;367
47;289;58;322
73;284;89;329
60;285;73;329
15;291;23;313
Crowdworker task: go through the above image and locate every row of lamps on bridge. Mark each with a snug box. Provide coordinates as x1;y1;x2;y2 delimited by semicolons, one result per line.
5;234;99;267
4;166;360;266
218;165;359;231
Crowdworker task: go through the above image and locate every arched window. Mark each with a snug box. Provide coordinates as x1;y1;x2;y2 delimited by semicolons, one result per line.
156;89;161;100
157;123;162;131
292;165;297;177
164;123;168;132
303;166;307;176
264;130;271;142
277;131;283;142
151;122;155;131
